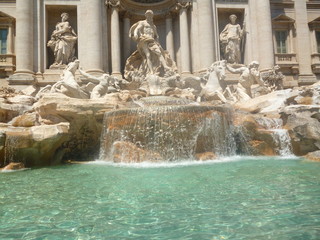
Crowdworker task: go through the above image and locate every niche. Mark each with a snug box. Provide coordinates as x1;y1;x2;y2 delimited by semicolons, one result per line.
217;8;245;64
46;5;77;69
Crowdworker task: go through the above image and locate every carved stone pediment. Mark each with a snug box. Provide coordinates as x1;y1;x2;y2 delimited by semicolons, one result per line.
309;17;320;29
272;14;295;25
0;11;14;23
119;0;177;18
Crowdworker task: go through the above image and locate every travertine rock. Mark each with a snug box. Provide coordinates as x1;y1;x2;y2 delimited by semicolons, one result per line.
233;112;278;155
110;141;163;163
10;112;39;127
281;105;320;155
305;151;320;162
33;93;122;160
2;162;25;171
235;89;299;113
195;152;217;161
1;123;70;167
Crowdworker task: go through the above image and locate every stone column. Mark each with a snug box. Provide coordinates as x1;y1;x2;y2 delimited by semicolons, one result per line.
197;0;215;71
84;0;104;73
256;0;274;69
107;0;121;77
7;21;13;54
123;12;131;64
190;0;200;73
9;0;35;84
178;2;191;75
166;13;175;61
294;0;315;82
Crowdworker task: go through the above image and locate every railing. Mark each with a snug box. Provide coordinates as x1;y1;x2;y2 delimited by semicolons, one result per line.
311;53;320;64
311;53;320;73
275;53;297;63
0;54;16;74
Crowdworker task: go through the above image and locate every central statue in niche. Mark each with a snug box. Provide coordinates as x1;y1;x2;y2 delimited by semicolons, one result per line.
124;10;178;95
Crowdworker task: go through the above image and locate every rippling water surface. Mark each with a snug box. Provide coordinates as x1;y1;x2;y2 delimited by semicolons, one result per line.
1;157;320;240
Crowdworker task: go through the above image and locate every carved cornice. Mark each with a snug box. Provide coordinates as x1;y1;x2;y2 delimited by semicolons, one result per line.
173;0;192;14
119;0;177;19
270;0;294;8
176;1;191;10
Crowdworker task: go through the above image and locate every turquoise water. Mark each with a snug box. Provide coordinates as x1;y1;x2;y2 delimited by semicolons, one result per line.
1;157;320;240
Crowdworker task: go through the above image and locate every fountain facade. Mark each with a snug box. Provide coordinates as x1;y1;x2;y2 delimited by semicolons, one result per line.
1;4;320;167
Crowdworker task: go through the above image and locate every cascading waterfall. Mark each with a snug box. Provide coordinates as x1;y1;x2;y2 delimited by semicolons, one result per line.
256;117;293;156
99;97;236;162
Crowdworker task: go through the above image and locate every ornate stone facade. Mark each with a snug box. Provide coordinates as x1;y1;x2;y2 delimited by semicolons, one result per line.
0;0;319;88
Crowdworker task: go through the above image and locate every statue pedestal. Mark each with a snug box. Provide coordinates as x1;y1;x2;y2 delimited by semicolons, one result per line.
224;72;240;84
40;69;82;86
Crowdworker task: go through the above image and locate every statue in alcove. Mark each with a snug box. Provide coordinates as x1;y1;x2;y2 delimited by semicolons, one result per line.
47;12;78;68
220;14;245;64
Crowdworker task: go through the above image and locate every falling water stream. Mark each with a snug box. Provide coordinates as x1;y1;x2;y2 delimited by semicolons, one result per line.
256;117;293;156
99;97;235;162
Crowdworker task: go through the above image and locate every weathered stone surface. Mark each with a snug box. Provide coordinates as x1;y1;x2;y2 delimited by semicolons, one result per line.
110;141;163;163
305;151;320;162
195;152;217;161
1;123;69;167
33;93;122;161
21;85;40;97
7;95;35;106
281;105;320;156
233;112;278;155
0;102;33;123
34;93;117;124
2;162;25;171
294;84;320;105
234;89;299;113
166;88;196;101
10;112;39;127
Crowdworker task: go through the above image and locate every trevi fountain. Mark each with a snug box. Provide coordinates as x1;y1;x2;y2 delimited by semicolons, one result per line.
0;8;320;240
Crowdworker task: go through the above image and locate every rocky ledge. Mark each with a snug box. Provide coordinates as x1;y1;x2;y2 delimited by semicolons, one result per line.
0;82;320;168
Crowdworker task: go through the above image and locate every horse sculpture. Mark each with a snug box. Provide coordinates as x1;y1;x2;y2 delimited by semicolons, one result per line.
198;60;228;102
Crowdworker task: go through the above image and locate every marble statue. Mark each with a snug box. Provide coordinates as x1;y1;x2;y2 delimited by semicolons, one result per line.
50;60;88;99
124;9;178;92
47;12;78;68
198;60;228;102
261;65;285;91
35;60;88;99
79;69;120;99
227;61;265;101
220;14;244;64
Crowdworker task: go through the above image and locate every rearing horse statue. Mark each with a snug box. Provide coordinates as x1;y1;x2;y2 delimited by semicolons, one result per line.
198;60;228;102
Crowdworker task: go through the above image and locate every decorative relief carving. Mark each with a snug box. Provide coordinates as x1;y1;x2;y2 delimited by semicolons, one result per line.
105;0;120;8
176;0;192;10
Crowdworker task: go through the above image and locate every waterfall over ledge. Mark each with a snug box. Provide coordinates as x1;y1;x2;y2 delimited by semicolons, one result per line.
99;97;236;163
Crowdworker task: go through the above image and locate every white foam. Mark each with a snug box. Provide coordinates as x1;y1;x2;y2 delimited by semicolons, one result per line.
1;168;30;173
86;155;301;168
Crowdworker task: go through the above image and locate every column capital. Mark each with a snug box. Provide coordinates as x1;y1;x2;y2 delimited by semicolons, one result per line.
176;1;192;11
106;0;120;9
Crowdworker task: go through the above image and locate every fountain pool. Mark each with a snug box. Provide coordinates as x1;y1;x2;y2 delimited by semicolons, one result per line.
1;157;320;239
